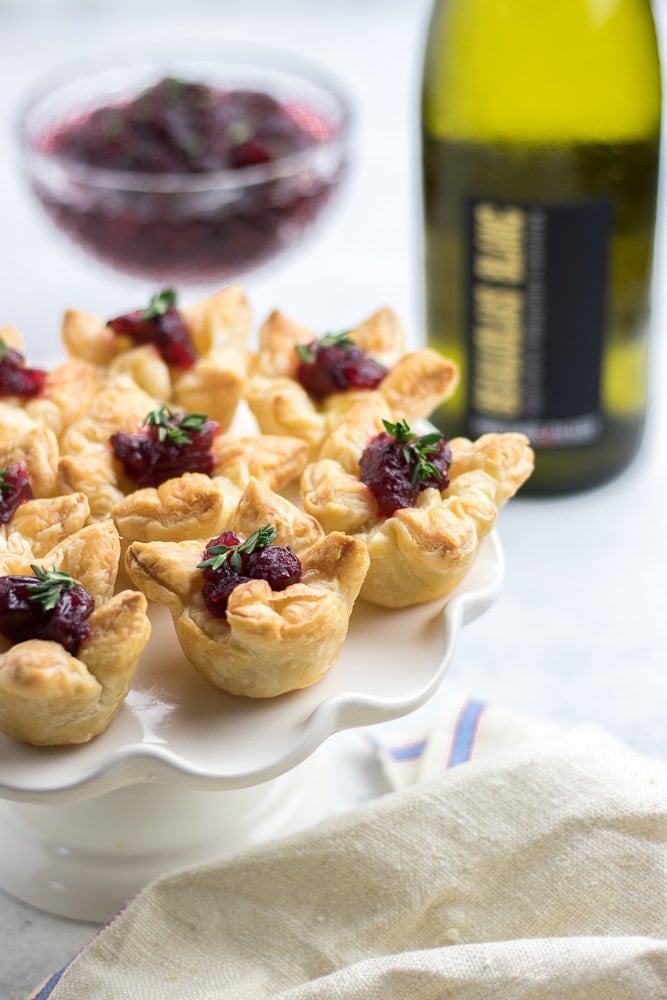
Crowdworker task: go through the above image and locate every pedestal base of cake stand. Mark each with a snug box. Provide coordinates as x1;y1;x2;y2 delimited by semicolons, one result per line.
0;748;328;922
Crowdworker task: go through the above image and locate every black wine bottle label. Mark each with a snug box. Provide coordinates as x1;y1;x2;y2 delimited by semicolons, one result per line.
464;197;611;447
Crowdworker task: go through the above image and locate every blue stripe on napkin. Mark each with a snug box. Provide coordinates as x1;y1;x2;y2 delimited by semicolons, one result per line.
30;960;72;1000
446;699;486;769
387;738;427;761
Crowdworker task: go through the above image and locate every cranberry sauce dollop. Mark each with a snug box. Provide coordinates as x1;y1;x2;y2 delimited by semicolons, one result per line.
359;419;452;517
295;332;386;402
37;77;343;283
49;78;324;174
0;464;33;524
110;406;219;488
0;341;47;398
0;571;95;655
198;526;302;617
108;288;197;368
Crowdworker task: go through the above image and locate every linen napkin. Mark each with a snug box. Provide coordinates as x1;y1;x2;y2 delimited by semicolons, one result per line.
30;700;667;1000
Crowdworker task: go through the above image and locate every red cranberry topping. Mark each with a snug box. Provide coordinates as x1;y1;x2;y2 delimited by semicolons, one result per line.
0;340;47;398
198;525;302;617
359;418;452;517
0;567;94;655
0;464;33;524
110;406;219;488
295;332;386;403
108;289;198;368
243;545;301;588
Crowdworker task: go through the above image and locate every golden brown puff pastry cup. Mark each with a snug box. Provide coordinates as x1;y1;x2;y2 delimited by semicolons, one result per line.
26;359;100;441
60;285;251;432
111;427;308;546
0;491;91;572
0;402;60;498
244;308;459;458
0;517;151;745
125;478;370;698
56;376;160;521
300;395;534;608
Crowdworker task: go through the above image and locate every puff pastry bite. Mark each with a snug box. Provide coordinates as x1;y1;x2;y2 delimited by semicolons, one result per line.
111;429;308;545
112;472;242;545
60;285;250;431
125;478;369;698
210;431;308;492
0;462;91;574
0;517;151;745
300;395;534;608
245;307;459;457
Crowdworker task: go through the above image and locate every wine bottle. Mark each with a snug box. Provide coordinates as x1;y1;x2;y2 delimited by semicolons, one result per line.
421;0;661;494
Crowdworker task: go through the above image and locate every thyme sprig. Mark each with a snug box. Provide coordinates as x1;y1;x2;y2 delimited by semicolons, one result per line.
0;468;16;493
144;405;208;446
27;565;77;612
382;418;446;485
198;524;278;573
142;288;178;321
295;330;354;365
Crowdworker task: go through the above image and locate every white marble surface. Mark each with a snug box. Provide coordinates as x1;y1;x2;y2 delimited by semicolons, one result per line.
1;2;666;997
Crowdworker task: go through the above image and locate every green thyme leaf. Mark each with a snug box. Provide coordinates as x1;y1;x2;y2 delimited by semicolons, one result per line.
197;524;278;572
382;418;414;444
0;469;14;493
27;565;77;612
295;343;315;364
178;413;208;432
295;330;354;366
0;338;7;363
144;405;208;446
383;418;447;485
142;288;178;321
410;457;442;485
320;331;354;350
417;432;446;447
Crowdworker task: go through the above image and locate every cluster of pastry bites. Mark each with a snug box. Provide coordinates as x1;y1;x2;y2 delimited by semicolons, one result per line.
0;286;263;745
0;285;533;747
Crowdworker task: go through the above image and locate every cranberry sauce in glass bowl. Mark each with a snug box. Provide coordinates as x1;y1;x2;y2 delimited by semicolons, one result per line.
18;47;351;284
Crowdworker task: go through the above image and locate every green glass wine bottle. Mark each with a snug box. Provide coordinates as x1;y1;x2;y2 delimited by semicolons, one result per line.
421;0;661;494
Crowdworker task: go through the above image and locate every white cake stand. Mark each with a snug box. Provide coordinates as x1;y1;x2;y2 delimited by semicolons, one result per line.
0;532;503;921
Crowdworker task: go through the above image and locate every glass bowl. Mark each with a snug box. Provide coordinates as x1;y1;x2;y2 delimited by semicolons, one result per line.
17;46;352;285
